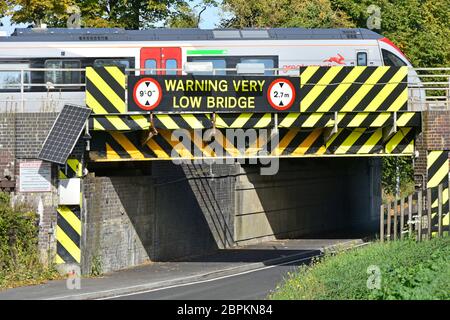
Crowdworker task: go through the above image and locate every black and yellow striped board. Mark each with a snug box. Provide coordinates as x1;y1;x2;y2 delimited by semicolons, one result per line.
58;158;82;179
55;205;81;264
299;66;408;112
89;127;416;161
88;112;421;131
86;66;126;114
427;151;450;233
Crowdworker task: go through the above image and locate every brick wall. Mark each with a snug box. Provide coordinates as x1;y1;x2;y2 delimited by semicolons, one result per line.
414;111;450;185
81;162;238;273
1;112;62;263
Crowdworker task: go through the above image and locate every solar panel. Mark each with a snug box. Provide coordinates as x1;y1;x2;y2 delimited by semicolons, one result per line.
38;104;91;165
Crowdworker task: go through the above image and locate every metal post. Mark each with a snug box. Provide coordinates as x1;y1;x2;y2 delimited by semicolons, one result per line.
387;201;392;241
394;196;398;240
417;190;422;241
400;197;405;240
438;184;443;237
380;204;385;242
408;194;413;237
20;69;24;112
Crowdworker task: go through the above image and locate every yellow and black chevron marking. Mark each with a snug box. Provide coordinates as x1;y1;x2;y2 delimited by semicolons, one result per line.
427;151;450;233
278;112;420;128
89;114;213;131
299;66;408;112
212;113;272;129
59;158;82;179
88;112;421;131
89;127;416;161
55;205;81;264
86;66;126;114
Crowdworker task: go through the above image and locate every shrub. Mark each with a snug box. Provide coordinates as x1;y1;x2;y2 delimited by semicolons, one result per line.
0;192;58;289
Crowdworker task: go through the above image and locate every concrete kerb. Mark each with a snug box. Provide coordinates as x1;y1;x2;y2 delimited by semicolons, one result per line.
47;239;366;300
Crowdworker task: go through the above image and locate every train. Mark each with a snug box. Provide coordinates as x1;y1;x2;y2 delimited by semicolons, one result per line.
0;27;421;112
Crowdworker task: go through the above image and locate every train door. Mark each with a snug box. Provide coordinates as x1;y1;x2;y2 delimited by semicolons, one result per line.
140;47;182;75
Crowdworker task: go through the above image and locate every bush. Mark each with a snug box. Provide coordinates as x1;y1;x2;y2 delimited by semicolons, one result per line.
270;237;450;300
0;192;58;289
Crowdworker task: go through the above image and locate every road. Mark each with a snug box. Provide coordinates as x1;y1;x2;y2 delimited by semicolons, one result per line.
107;256;314;300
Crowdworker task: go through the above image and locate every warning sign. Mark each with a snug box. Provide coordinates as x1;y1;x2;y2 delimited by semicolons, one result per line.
267;79;296;111
132;78;162;110
128;75;300;113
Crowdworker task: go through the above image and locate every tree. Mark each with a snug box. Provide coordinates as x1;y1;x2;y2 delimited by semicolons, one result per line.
0;0;193;29
220;0;354;28
329;0;450;67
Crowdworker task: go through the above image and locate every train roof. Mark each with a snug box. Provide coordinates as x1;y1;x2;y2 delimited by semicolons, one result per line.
1;27;383;42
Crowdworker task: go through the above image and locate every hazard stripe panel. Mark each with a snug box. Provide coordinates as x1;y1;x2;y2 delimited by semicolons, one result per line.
56;205;81;264
299;66;408;112
59;158;82;179
88;112;421;131
89;128;416;161
86;66;126;114
427;151;450;232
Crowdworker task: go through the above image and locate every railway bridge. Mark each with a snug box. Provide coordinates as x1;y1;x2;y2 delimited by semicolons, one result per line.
1;64;448;274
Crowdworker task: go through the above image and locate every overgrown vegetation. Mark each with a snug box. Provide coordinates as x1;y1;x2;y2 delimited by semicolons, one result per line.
382;157;415;200
270;237;450;300
0;192;59;290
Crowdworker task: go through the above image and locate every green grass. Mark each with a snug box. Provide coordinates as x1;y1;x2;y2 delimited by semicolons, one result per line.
270;237;450;300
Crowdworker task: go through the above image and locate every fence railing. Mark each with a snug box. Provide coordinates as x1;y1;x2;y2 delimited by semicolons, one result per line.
380;183;449;242
0;66;448;112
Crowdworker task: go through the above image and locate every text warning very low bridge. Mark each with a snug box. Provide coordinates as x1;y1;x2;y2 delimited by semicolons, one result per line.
82;65;420;161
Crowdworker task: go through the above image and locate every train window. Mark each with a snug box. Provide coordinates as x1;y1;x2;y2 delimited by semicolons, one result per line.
144;59;157;75
240;58;274;75
94;59;130;69
0;63;31;90
357;52;367;66
165;59;178;75
188;58;226;75
45;60;81;85
382;49;407;67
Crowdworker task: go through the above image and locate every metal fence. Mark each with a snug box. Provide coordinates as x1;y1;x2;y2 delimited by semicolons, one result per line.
0;66;449;112
380;183;450;242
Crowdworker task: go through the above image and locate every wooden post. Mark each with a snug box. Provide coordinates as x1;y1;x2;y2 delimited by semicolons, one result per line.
380;204;385;242
438;184;443;237
427;188;432;240
393;196;398;240
418;190;422;241
400;197;405;240
408;194;413;238
387;201;392;241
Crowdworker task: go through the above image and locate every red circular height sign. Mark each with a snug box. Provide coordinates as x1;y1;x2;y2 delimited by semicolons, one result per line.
132;77;162;111
267;78;296;111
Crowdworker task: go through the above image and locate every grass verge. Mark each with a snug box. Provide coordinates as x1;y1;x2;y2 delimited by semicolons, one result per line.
270;237;450;300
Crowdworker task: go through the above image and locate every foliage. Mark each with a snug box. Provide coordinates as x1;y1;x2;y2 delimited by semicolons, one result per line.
270;237;450;300
221;0;354;28
381;157;414;196
330;0;450;67
0;0;193;29
0;192;58;289
166;3;199;28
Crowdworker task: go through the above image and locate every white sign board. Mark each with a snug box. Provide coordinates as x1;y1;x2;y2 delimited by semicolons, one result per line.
19;161;52;192
58;178;81;205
